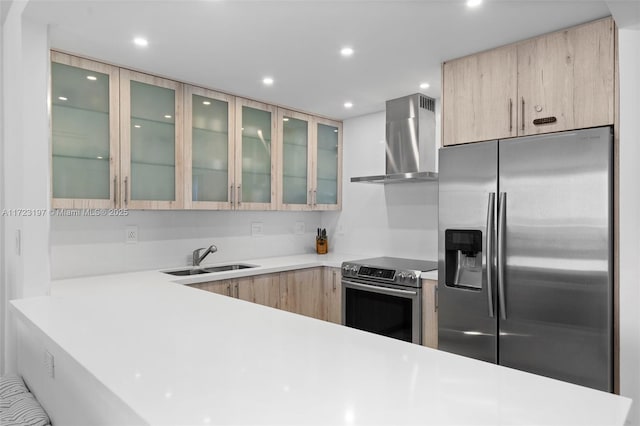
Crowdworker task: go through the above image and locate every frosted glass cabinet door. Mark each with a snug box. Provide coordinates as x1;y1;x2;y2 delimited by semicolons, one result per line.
278;109;312;210
314;118;342;210
120;70;184;209
184;86;235;209
51;52;119;209
235;98;277;210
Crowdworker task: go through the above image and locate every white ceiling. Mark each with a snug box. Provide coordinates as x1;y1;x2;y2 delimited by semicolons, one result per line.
24;0;614;120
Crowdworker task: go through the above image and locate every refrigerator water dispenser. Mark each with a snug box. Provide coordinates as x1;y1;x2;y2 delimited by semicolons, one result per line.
445;229;483;290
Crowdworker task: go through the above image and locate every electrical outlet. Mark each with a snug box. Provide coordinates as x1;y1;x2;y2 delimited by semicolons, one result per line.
125;226;138;244
44;350;55;378
294;222;305;235
251;222;264;237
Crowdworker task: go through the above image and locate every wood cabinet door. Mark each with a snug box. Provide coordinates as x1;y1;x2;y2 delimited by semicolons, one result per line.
235;274;280;309
312;118;342;210
442;44;518;146
279;268;325;320
51;52;120;209
184;85;235;210
324;267;342;324
517;17;614;136
277;108;313;211
422;279;438;349
120;69;184;209
189;280;232;296
234;98;278;210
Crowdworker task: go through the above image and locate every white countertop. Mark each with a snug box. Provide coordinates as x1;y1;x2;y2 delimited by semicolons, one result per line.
11;254;630;425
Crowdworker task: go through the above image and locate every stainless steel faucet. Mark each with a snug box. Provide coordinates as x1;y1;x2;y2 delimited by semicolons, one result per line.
192;244;217;267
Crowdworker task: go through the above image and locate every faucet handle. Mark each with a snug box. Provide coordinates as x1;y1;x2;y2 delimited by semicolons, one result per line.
208;244;218;253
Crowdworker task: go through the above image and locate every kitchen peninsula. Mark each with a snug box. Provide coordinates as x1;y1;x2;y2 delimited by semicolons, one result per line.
10;255;631;425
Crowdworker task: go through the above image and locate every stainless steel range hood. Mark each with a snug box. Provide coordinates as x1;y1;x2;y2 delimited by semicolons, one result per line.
351;93;438;183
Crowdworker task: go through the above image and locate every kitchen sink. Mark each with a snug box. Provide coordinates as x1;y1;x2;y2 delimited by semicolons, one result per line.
163;264;257;276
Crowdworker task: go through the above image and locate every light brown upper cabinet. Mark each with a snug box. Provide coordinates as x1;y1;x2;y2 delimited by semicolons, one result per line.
313;118;342;211
517;17;614;136
51;53;342;211
234;98;278;210
51;52;120;209
277;109;313;210
120;69;184;209
442;17;614;146
442;45;518;146
184;85;235;210
277;110;343;211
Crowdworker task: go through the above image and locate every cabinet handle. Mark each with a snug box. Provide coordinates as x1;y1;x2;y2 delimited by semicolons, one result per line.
332;271;337;291
113;176;117;205
237;185;242;205
313;189;317;206
226;283;231;297
124;176;129;207
509;99;513;133
234;283;239;298
434;285;438;312
521;97;525;132
229;184;234;207
308;189;312;206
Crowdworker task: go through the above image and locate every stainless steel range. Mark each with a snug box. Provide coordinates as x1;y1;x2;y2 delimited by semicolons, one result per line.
341;257;438;344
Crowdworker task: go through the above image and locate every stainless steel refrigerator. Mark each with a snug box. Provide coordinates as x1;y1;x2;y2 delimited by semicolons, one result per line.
438;126;613;392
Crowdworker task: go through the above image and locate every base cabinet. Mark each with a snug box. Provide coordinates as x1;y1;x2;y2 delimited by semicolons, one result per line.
189;280;232;296
279;268;325;319
235;274;281;309
189;268;437;347
324;267;342;324
422;279;438;349
189;267;340;323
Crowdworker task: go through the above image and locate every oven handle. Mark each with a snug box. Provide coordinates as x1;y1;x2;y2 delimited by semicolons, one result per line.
342;279;418;297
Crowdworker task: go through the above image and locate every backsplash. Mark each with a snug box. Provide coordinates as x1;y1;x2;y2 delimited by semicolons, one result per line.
50;210;322;278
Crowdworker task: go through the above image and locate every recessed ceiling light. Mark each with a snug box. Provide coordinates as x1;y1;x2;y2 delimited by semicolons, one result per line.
344;102;353;109
58;96;68;101
340;47;354;57
420;82;430;89
262;77;274;86
466;0;482;7
133;37;148;47
164;115;172;119
134;124;142;128
202;101;211;105
86;75;97;81
283;118;289;122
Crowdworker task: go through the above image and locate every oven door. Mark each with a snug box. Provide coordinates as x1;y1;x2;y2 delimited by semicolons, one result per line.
342;278;422;344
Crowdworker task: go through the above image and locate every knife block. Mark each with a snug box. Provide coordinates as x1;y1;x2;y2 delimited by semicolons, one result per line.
316;237;328;255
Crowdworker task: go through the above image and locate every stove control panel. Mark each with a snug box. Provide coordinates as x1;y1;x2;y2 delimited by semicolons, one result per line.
342;262;422;287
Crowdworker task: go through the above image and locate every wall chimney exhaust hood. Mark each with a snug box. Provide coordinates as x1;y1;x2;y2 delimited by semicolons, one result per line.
350;93;438;184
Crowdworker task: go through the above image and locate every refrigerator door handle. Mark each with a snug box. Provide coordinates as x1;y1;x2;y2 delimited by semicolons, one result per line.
486;192;495;318
497;192;507;320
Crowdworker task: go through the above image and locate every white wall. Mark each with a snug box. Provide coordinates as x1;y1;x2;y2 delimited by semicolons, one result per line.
2;2;52;374
51;211;321;278
322;110;439;260
618;27;640;426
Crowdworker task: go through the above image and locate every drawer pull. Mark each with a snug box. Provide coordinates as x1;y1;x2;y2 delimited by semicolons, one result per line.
533;116;557;125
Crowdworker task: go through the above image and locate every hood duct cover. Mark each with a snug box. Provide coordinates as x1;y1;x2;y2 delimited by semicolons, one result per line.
351;93;438;183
